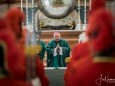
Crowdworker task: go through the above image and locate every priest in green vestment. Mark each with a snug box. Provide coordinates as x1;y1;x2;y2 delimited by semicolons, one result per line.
46;32;70;67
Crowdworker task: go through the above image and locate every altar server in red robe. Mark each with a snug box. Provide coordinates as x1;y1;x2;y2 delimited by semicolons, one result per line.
6;8;49;86
0;18;31;86
64;6;115;86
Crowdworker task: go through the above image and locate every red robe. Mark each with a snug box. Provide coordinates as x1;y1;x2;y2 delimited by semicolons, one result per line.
0;28;31;86
64;56;115;86
17;30;49;86
64;41;90;82
6;8;49;86
0;20;49;86
0;78;31;86
71;41;90;61
11;36;49;86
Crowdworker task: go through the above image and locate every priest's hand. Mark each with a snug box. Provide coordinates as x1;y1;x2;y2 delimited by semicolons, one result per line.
56;45;60;51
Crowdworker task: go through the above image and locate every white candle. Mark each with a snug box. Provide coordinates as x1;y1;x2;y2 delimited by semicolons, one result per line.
84;0;86;9
32;0;34;8
26;0;28;26
31;0;34;32
26;0;28;9
78;0;80;7
77;0;81;30
89;0;91;10
21;0;23;12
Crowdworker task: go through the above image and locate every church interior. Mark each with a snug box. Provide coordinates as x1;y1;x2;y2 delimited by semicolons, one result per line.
0;0;115;86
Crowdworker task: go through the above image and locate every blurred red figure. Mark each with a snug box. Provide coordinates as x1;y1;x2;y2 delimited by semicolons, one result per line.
6;8;49;86
71;32;90;61
64;41;90;84
88;0;106;20
65;0;107;85
71;41;90;61
0;18;31;86
65;0;106;67
0;79;31;86
64;7;115;86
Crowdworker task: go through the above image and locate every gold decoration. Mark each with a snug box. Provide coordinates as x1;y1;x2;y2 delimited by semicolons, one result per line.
68;21;75;26
25;45;42;57
39;20;45;27
65;57;71;63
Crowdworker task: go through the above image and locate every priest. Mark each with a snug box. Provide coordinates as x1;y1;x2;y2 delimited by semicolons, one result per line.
46;32;70;67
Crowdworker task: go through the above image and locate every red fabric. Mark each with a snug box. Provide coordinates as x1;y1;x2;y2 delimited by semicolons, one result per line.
0;78;31;86
65;42;90;80
65;8;115;86
91;0;105;10
36;57;49;86
0;18;8;30
18;31;49;85
71;42;90;61
6;7;49;85
65;56;115;86
0;21;26;80
6;8;24;38
88;0;106;19
0;28;29;85
0;29;20;70
18;28;27;49
86;9;114;53
0;19;49;86
15;33;49;85
64;35;90;85
13;41;49;85
10;52;49;86
9;45;26;81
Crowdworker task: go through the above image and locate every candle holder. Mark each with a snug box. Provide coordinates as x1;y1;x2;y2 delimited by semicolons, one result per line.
26;0;29;26
76;0;81;30
82;0;87;30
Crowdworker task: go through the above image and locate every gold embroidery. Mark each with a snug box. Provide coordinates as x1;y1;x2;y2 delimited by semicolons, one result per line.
93;56;115;63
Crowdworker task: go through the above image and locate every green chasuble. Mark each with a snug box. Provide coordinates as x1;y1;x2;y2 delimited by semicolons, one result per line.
37;40;46;61
46;39;70;67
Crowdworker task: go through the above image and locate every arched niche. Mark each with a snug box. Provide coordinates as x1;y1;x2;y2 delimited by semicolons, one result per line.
35;9;81;30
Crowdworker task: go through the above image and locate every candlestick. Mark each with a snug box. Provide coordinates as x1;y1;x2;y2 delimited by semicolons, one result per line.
26;0;29;26
76;0;81;30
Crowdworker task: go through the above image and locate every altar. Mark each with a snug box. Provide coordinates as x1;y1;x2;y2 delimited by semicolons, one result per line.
45;67;66;86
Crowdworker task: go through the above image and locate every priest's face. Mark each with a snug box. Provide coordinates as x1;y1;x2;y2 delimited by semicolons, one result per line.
54;33;61;42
